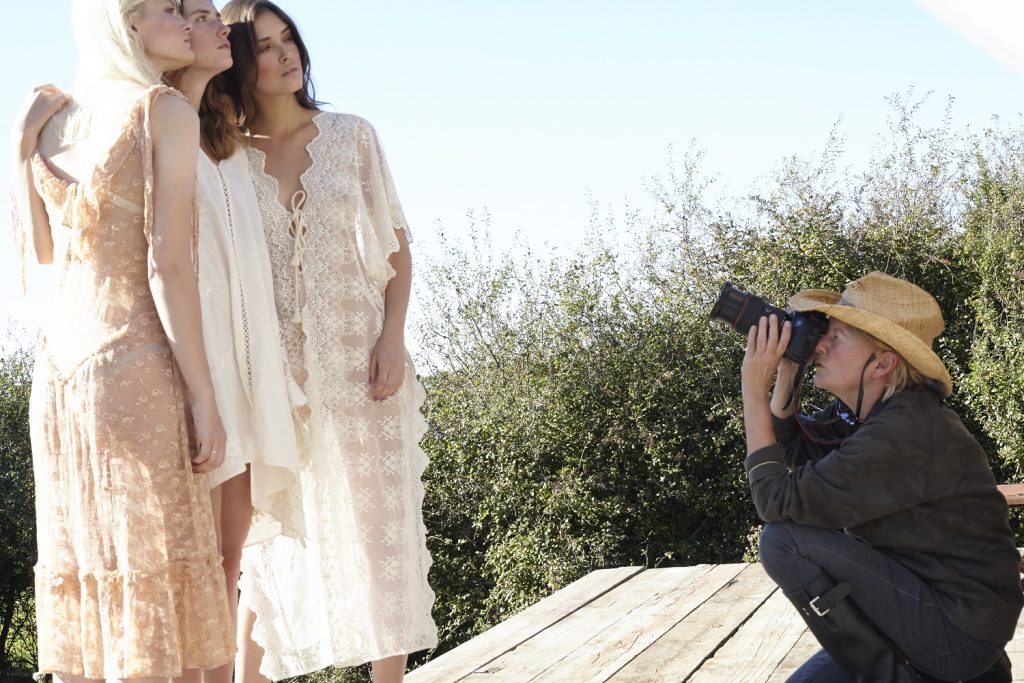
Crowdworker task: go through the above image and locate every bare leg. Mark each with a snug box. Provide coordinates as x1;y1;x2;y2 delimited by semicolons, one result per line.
170;670;202;683
371;655;407;683
236;601;270;683
206;470;254;683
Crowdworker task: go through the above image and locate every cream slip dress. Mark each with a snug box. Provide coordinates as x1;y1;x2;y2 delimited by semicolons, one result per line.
196;147;305;544
238;112;437;677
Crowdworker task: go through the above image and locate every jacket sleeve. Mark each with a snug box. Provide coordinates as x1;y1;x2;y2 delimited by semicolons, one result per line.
744;398;932;528
772;401;854;468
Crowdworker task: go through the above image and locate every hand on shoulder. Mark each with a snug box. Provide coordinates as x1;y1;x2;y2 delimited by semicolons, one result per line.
12;85;70;160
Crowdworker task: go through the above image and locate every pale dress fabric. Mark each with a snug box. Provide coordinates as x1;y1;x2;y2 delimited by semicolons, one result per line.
238;112;437;677
26;85;234;678
196;148;305;544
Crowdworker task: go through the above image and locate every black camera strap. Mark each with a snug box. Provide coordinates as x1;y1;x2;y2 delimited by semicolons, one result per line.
851;353;877;425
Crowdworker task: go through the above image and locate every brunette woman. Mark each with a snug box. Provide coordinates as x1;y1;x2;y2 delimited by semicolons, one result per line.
167;2;306;682
220;2;437;681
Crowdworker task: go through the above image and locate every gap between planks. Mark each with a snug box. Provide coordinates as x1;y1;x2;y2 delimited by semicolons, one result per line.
408;565;646;682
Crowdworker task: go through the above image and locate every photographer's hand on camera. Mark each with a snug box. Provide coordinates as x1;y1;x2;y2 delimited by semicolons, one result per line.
741;315;792;455
769;355;801;420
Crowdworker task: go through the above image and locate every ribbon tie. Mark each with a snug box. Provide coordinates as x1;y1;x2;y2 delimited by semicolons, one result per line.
289;190;308;325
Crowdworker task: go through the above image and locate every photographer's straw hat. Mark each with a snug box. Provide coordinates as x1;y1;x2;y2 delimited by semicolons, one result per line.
788;272;952;397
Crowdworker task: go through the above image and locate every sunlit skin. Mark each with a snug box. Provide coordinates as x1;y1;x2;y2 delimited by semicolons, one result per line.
181;0;232;80
132;0;195;73
252;11;304;99
811;318;897;406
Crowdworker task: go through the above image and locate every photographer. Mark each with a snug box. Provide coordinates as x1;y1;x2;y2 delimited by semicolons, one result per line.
740;272;1022;682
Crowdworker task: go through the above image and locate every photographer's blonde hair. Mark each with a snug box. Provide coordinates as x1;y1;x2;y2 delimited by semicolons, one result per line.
846;326;926;401
63;0;174;147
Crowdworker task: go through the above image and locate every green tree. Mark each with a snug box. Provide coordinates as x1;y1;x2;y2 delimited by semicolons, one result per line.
0;340;36;681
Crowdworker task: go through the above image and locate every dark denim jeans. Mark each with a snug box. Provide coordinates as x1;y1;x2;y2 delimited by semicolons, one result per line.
759;521;1005;682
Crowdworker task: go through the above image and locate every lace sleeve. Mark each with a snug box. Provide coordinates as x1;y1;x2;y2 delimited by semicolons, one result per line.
357;119;413;247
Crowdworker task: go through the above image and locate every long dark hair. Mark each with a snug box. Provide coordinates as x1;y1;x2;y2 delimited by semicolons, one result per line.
163;68;245;162
220;0;323;130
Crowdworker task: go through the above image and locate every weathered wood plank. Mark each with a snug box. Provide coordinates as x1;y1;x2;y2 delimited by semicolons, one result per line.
461;565;712;681
687;585;808;682
610;563;778;682
534;563;748;682
998;483;1024;507
407;565;645;682
765;628;819;682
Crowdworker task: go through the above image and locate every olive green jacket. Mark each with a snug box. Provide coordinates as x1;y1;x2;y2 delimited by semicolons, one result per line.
744;389;1023;643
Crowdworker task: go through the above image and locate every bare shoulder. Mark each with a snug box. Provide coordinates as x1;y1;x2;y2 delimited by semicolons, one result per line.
150;90;199;140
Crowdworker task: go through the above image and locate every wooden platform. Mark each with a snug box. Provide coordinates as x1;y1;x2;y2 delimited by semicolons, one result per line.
408;563;1024;682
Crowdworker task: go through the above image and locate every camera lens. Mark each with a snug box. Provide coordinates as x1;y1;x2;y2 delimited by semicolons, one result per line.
710;282;748;327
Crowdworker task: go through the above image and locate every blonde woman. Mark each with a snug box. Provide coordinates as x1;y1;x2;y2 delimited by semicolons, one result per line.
11;0;234;678
741;273;1022;682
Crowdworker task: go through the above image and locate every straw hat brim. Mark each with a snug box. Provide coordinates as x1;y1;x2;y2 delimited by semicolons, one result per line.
788;289;953;397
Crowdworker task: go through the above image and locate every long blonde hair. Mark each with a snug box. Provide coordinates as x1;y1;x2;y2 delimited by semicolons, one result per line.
62;0;171;147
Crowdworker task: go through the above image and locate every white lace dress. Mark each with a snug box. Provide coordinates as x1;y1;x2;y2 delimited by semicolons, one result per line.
238;112;437;676
196;148;305;544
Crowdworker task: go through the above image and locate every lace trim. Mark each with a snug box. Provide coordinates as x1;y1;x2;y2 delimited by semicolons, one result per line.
215;163;254;390
240;112;437;673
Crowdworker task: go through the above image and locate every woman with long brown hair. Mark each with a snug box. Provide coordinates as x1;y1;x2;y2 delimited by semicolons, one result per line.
220;2;437;681
166;2;306;682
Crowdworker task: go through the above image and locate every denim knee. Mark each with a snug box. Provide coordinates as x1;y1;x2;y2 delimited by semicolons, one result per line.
759;521;798;574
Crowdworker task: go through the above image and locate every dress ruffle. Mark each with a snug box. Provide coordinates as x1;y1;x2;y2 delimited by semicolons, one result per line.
35;558;234;679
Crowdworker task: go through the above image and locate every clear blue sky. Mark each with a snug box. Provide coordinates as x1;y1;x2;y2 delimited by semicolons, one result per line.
3;1;1023;344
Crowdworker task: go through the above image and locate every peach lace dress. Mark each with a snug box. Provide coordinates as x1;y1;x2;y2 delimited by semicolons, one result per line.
26;85;235;678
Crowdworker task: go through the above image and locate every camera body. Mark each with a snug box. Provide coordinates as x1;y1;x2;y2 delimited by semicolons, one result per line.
710;282;829;364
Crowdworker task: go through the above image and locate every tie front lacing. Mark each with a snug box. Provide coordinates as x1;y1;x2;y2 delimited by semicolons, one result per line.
289;189;308;325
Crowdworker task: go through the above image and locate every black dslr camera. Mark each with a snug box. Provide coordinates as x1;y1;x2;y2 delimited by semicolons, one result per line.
710;282;829;364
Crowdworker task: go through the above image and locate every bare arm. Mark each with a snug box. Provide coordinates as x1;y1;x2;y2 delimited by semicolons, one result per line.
148;93;225;472
742;316;791;455
10;86;69;264
369;230;413;400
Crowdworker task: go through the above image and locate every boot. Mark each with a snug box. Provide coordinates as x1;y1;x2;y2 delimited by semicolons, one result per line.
784;571;919;682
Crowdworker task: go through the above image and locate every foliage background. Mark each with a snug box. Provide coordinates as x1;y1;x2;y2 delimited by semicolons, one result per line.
4;96;1024;681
